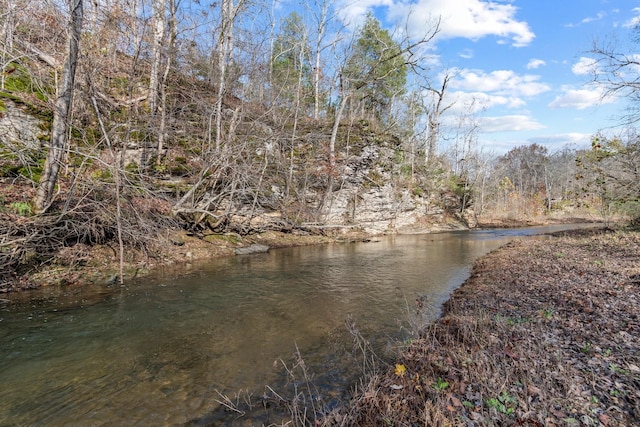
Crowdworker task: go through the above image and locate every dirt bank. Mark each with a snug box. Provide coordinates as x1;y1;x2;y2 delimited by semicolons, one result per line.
0;223;379;295
329;227;640;426
1;214;601;295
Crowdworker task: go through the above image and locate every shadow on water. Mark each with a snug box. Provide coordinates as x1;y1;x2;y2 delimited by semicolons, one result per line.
0;223;600;425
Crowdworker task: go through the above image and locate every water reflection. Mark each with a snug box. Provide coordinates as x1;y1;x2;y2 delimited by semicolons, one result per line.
0;224;594;425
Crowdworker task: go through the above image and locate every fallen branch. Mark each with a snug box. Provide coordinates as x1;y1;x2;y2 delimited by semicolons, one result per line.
95;90;148;108
16;40;60;68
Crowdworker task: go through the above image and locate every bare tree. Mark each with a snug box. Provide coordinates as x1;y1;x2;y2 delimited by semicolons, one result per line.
35;0;83;212
424;72;453;166
0;0;17;89
155;0;177;163
214;0;244;152
398;91;426;180
577;132;640;221
588;32;640;124
306;0;340;120
448;96;479;176
329;17;440;166
149;0;167;114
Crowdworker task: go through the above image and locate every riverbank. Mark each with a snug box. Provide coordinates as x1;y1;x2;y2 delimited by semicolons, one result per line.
327;227;640;426
6;230;400;298
1;211;600;295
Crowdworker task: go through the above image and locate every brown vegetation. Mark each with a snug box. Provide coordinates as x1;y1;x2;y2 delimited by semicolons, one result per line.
328;228;640;426
2;0;637;294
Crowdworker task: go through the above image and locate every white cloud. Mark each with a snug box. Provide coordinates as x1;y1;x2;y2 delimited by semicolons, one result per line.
337;0;534;47
528;133;593;150
582;11;606;24
566;11;607;28
451;69;551;97
572;57;598;75
548;86;614;110
448;90;525;114
483;132;592;155
526;59;546;70
571;54;640;79
480;115;545;133
459;48;474;59
335;0;395;26
623;7;640;28
434;69;550;127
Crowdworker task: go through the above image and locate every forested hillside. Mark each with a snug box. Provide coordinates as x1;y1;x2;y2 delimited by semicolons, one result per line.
1;0;639;289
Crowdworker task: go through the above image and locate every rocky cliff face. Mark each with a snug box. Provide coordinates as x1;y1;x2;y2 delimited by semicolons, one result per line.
0;96;473;234
320;185;434;232
0;99;47;153
306;128;473;233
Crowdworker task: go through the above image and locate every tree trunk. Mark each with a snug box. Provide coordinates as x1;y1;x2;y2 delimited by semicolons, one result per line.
156;0;176;163
34;0;83;212
329;91;349;167
287;33;307;196
1;0;17;90
149;0;166;113
214;0;237;152
311;0;329;121
425;73;451;167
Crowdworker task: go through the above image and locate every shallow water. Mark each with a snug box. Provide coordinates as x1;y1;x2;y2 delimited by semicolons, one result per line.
0;224;592;425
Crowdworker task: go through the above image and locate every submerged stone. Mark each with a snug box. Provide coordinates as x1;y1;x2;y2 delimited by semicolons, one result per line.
234;244;270;255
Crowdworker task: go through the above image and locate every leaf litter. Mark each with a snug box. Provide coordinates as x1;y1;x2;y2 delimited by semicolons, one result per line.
326;228;640;426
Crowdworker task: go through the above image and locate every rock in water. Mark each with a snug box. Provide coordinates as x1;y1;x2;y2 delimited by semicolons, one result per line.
234;244;270;255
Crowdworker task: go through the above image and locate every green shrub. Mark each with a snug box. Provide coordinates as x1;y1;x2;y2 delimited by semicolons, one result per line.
485;391;517;415
125;162;139;173
10;201;33;216
91;169;112;180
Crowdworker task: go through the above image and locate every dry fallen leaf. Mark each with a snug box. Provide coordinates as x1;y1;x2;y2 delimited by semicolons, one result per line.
527;384;541;396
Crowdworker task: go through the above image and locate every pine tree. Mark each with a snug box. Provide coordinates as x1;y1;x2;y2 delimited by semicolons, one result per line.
345;13;407;123
271;11;312;110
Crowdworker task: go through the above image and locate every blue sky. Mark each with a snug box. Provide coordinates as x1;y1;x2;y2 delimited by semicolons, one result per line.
328;0;640;154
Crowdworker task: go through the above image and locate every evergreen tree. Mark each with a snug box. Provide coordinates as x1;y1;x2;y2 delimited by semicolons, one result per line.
345;13;407;123
271;11;312;109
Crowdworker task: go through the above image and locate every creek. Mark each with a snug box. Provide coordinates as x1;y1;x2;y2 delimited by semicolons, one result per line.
0;224;591;426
